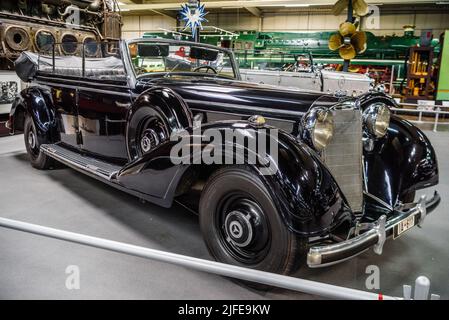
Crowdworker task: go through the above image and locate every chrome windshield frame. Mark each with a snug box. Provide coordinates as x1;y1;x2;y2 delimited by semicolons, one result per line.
122;38;241;87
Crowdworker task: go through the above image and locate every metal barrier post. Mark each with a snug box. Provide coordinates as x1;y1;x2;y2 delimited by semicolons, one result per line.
433;110;439;132
403;276;440;300
414;276;430;300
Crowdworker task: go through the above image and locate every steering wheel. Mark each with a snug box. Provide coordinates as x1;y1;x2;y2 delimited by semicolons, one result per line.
193;65;217;74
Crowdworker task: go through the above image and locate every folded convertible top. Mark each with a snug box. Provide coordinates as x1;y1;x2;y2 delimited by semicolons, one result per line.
15;52;126;82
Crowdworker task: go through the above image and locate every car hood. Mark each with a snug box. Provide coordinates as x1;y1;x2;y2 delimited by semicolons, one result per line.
135;76;345;121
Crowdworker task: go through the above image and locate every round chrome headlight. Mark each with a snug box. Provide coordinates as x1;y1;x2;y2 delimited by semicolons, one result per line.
363;103;391;138
302;108;334;151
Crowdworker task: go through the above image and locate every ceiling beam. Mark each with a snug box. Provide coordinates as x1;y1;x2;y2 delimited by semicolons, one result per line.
245;7;262;17
119;0;144;4
119;1;441;11
150;9;176;19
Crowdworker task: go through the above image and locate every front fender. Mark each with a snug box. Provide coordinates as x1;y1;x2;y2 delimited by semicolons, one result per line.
264;129;352;236
364;115;438;208
117;120;353;236
361;93;438;210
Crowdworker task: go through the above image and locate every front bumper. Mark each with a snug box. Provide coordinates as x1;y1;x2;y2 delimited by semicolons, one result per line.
307;191;441;267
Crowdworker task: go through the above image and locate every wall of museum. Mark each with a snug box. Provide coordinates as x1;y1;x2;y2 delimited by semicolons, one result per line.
121;11;449;39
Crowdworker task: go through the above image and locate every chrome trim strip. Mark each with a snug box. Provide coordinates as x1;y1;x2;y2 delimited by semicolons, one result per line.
35;80;132;98
185;99;305;118
190;107;297;123
36;76;128;89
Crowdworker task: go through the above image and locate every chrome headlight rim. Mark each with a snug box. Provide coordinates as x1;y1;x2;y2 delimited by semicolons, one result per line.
302;108;334;152
363;103;391;138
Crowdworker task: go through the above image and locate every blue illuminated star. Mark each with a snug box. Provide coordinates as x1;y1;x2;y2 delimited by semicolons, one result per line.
179;3;208;38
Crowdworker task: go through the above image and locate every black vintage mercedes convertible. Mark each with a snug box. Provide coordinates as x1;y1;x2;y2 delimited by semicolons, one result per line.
8;39;440;274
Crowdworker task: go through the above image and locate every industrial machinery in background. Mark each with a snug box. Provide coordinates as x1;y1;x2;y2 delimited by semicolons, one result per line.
0;0;122;128
404;46;435;100
0;0;122;69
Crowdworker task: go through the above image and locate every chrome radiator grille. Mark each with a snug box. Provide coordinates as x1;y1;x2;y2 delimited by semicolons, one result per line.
322;108;364;212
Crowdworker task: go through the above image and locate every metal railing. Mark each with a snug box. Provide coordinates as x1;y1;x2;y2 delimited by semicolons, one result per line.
392;102;449;132
0;217;440;300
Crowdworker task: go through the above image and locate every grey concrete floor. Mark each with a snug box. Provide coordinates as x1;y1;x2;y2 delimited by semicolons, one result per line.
0;131;447;299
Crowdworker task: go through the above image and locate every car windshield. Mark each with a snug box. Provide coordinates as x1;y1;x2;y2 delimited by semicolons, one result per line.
128;41;237;79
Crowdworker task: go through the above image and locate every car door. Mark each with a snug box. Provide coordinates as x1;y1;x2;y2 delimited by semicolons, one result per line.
77;81;131;163
75;43;131;163
51;84;80;148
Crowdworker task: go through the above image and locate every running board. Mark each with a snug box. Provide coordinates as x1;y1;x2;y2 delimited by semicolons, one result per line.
40;144;121;181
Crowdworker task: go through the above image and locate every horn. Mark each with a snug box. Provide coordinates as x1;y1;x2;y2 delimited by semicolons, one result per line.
328;22;367;61
332;0;370;16
353;0;369;16
339;22;356;37
332;0;349;16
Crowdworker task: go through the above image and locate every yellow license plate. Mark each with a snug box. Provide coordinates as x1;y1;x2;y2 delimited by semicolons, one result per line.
393;215;416;239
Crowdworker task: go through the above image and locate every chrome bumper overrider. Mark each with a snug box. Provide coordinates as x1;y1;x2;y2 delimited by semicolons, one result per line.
307;191;441;268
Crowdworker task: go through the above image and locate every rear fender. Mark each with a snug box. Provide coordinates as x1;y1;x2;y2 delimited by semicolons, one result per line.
10;86;57;142
126;87;193;160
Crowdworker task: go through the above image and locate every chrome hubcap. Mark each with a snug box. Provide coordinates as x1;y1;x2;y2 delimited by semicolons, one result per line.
140;129;159;153
224;210;254;248
28;130;36;149
217;195;270;264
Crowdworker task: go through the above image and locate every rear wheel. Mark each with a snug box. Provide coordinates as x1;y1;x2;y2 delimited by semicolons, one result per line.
199;167;306;278
24;115;53;169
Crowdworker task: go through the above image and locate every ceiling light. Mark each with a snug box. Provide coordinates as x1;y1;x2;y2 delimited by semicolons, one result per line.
284;4;310;7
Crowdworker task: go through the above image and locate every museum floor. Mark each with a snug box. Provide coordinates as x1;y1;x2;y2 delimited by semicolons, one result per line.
0;131;447;299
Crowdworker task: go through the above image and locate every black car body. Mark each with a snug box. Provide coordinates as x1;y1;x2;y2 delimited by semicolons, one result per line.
8;39;440;273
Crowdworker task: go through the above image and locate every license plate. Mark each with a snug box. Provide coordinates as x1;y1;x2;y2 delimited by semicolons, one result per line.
393;215;416;239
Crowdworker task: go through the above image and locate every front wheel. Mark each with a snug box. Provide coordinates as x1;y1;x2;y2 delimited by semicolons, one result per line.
199;167;306;276
24;115;54;169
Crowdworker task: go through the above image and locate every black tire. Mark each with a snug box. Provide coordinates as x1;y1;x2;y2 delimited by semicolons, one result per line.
199;167;306;279
24;115;54;170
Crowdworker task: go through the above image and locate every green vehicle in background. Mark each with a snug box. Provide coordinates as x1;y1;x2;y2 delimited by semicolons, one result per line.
143;29;440;91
